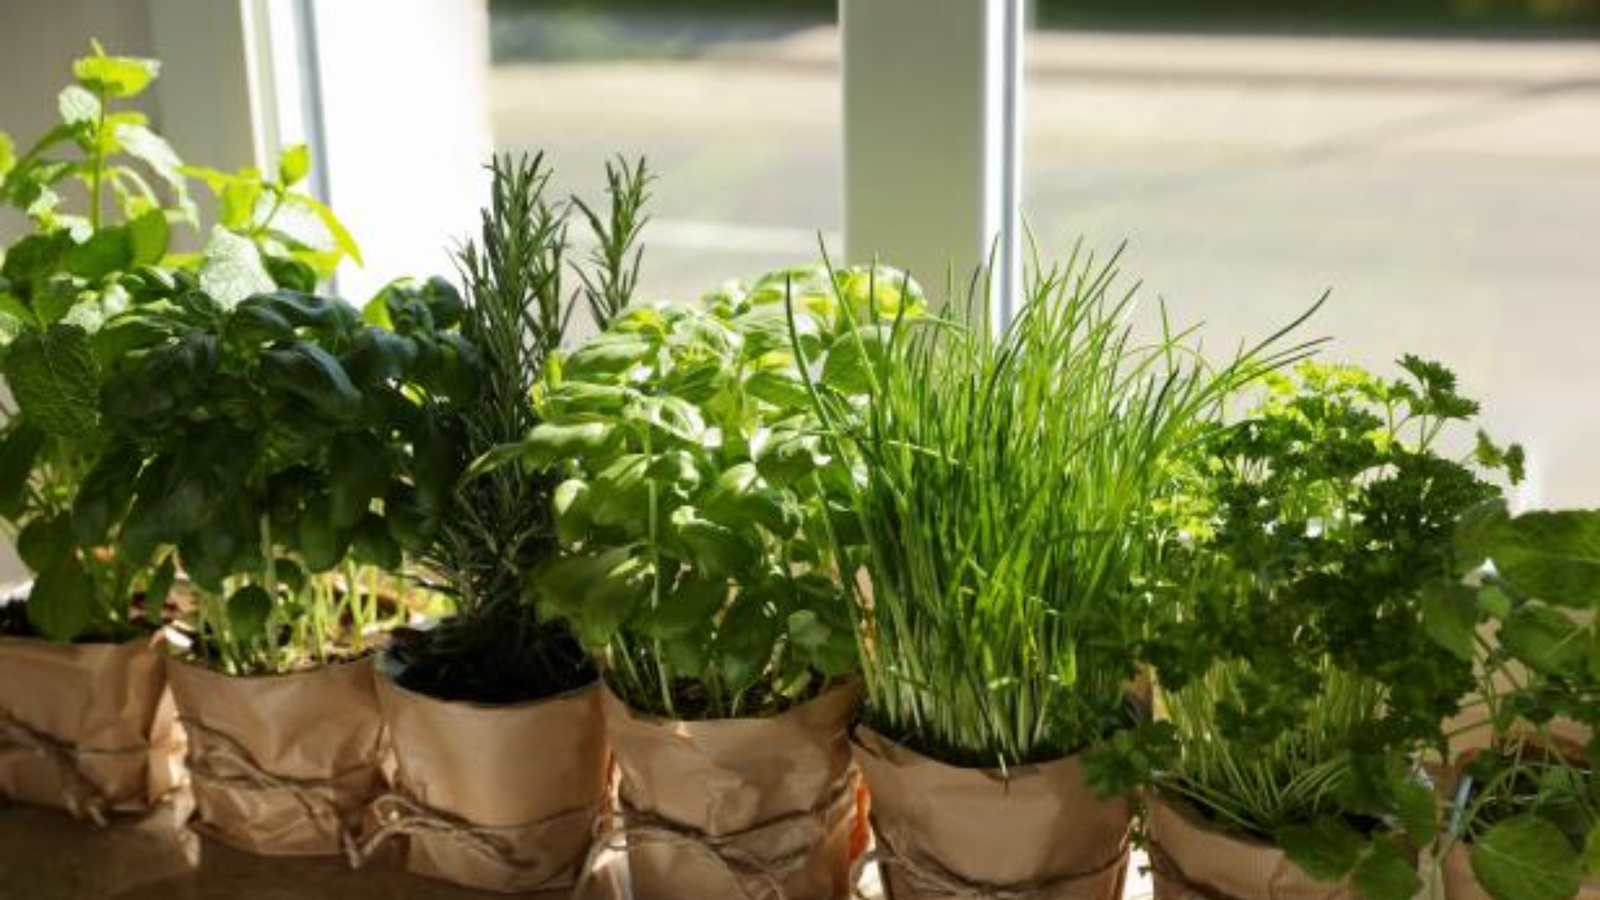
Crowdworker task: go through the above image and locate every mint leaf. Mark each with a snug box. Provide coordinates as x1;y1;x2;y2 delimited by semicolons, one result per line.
1472;816;1582;900
3;324;102;442
198;227;273;308
0;131;15;181
74;48;159;99
58;85;101;127
114;122;185;192
279;143;311;187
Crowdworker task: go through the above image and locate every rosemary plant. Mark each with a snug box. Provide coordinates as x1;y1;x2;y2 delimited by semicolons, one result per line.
805;246;1314;770
393;152;650;702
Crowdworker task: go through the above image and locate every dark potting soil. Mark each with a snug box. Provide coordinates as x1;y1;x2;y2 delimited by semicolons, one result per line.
391;611;595;704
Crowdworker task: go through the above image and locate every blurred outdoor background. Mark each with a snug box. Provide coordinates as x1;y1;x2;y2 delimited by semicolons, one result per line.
489;0;1600;508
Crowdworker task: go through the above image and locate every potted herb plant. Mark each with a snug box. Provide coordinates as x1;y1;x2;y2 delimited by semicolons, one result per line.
66;115;458;853
1432;503;1600;900
0;44;290;824
1144;359;1520;900
801;250;1308;900
342;154;644;893
514;263;904;900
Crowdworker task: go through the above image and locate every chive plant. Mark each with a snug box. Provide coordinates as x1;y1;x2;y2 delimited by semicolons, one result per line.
802;247;1315;770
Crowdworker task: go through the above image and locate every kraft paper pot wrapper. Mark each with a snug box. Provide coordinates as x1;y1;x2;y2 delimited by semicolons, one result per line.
0;630;181;822
166;653;383;856
352;663;609;894
1148;790;1365;900
854;726;1131;900
599;679;863;900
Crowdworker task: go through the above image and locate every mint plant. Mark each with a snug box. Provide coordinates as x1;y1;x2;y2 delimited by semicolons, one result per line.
0;44;360;643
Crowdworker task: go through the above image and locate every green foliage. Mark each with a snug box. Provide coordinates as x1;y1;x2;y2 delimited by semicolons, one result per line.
393;153;649;703
1146;358;1518;895
87;277;475;671
1473;815;1583;900
521;262;915;719
1443;504;1600;900
799;246;1313;769
0;44;359;644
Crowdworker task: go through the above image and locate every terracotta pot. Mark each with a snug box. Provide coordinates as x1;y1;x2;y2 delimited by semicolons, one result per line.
0;630;181;822
599;681;864;900
1443;842;1600;900
346;655;609;894
166;654;384;856
856;726;1130;900
1148;791;1359;900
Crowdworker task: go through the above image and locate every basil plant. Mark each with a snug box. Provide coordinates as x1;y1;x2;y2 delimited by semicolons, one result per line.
0;44;359;643
520;264;923;719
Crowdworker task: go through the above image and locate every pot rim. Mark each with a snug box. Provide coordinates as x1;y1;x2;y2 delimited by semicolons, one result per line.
852;721;1107;784
375;644;603;712
165;647;377;683
600;674;862;729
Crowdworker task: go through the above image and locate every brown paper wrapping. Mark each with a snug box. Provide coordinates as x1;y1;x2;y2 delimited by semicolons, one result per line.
166;654;384;856
599;680;863;900
1148;792;1359;900
353;665;609;894
1443;842;1600;900
0;631;181;822
855;727;1130;900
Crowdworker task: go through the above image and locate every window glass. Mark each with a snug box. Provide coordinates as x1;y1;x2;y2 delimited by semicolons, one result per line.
1024;3;1600;505
489;0;841;300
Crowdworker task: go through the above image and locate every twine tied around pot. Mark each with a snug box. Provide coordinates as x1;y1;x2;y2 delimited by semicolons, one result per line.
181;717;361;840
856;828;1130;900
0;707;144;826
1145;843;1244;900
342;790;597;888
575;769;861;900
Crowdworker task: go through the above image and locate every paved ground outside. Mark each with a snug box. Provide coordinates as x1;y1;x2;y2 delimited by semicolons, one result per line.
491;25;1600;508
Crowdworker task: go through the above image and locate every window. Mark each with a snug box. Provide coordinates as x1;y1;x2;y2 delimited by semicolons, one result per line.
1024;10;1600;506
488;0;842;299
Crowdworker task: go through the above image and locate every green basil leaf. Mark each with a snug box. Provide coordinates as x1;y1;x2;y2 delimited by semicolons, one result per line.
26;556;96;641
17;514;75;573
226;585;273;640
0;423;45;519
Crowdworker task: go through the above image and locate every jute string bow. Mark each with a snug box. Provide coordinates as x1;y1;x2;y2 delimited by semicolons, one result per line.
574;769;860;900
342;790;597;889
856;829;1130;900
0;707;149;826
181;717;365;842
